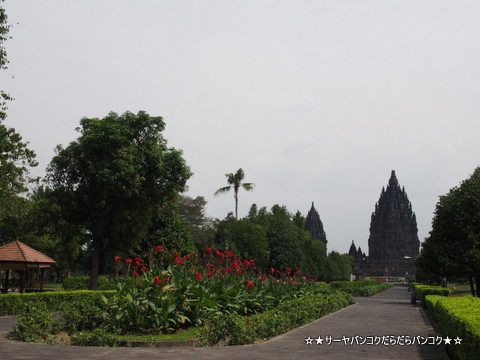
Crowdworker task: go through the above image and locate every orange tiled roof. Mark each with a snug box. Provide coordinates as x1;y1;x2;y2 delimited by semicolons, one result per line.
0;240;55;264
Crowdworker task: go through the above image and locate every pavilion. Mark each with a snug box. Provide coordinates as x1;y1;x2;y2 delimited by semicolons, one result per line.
0;239;56;293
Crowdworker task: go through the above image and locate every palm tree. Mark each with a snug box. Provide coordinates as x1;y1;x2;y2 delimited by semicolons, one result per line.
214;168;255;219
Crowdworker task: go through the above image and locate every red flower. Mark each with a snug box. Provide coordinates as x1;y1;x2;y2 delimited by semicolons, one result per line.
204;247;212;253
245;281;254;289
166;277;171;282
135;257;141;261
195;273;203;280
225;267;232;273
207;271;214;278
153;276;162;285
155;245;163;252
135;261;142;267
133;271;140;278
174;257;185;265
125;259;132;264
140;266;147;272
114;256;121;263
236;269;243;275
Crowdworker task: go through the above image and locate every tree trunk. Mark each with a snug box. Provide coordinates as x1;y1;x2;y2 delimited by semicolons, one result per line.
469;277;476;297
89;241;103;290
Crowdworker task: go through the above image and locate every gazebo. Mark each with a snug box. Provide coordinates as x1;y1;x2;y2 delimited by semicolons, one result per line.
0;239;56;293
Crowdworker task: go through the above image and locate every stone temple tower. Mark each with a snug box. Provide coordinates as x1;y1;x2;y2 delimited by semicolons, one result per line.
305;202;328;248
366;170;419;277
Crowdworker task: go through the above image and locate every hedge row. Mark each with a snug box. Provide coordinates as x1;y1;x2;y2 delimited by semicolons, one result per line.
425;295;480;360
202;290;352;345
0;290;116;316
412;284;450;308
330;280;393;296
62;276;117;291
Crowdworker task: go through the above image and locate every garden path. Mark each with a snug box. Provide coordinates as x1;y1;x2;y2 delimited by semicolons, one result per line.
0;286;449;359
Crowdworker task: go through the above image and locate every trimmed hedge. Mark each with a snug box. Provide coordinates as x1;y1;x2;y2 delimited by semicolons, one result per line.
0;290;115;316
413;284;450;308
329;280;393;296
63;276;117;291
425;295;480;360
203;290;352;345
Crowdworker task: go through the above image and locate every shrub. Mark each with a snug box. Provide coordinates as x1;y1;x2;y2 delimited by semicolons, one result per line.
70;328;118;347
203;290;352;345
58;298;107;333
428;296;480;360
63;276;116;291
413;284;449;308
0;290;115;316
12;302;53;342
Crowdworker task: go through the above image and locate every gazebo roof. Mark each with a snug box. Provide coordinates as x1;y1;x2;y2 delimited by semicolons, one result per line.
0;240;55;264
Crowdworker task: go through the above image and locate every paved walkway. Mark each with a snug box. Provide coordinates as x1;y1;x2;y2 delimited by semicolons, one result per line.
0;286;449;359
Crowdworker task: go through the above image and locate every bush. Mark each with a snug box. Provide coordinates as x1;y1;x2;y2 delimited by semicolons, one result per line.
0;290;115;316
413;284;450;308
203;290;352;345
58;298;107;333
12;302;53;342
70;328;118;347
426;296;480;360
63;276;117;291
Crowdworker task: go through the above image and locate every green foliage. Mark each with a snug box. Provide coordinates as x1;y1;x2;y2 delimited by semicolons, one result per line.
214;168;254;219
417;167;480;293
63;276;117;291
0;290;115;316
58;299;107;333
12;302;53;342
203;290;352;345
413;284;450;308
46;111;192;289
71;328;118;347
425;296;480;360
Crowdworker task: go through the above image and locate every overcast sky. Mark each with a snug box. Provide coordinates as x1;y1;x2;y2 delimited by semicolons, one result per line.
2;0;479;254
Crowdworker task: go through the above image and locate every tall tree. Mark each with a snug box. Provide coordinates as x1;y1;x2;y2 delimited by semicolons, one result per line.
1;0;11;122
417;167;480;296
214;168;254;219
47;111;191;289
0;1;38;228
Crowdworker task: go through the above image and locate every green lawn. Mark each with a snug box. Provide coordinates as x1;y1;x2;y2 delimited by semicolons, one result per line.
448;284;473;296
43;282;64;291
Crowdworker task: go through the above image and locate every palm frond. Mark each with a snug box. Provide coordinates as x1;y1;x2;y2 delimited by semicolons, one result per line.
214;186;232;196
242;183;255;191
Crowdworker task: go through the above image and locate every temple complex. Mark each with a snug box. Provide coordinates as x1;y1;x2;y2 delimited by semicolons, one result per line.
352;170;420;279
305;202;328;248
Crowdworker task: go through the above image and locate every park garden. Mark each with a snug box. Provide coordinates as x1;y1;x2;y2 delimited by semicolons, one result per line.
0;245;392;346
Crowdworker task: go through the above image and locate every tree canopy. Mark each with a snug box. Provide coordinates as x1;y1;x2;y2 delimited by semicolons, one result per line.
47;111;192;289
416;167;480;296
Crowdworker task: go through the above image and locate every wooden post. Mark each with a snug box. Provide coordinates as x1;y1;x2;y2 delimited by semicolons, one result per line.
2;270;9;293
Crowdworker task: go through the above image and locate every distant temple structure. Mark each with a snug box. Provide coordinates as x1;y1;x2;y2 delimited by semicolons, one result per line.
305;202;328;248
351;170;420;279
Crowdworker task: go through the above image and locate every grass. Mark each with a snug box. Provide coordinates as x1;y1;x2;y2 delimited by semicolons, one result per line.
448;284;473;297
116;328;200;341
43;282;64;291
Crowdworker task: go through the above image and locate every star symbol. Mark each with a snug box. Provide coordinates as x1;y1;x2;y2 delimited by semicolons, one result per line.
305;336;313;345
454;337;462;345
315;336;324;345
444;336;451;345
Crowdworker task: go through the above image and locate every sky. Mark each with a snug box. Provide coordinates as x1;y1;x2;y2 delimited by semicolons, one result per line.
2;0;479;254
